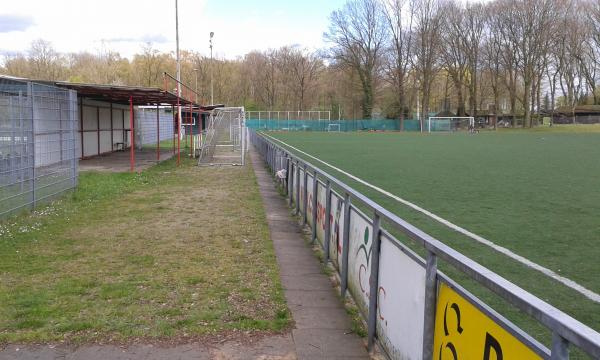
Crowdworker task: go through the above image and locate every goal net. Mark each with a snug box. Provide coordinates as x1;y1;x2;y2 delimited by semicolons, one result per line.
427;117;475;132
198;107;246;166
327;123;341;132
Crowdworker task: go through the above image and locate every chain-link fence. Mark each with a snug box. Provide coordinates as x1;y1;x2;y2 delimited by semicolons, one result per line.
0;77;78;218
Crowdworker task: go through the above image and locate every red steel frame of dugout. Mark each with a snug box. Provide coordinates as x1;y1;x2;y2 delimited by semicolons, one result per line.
57;79;202;172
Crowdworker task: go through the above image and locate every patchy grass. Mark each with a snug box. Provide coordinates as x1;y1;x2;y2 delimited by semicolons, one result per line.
0;157;288;344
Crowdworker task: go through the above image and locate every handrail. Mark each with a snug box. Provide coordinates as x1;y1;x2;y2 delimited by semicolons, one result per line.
253;130;600;359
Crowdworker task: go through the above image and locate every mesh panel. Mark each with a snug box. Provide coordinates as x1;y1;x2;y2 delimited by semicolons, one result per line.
0;78;78;218
245;112;420;131
198;107;245;166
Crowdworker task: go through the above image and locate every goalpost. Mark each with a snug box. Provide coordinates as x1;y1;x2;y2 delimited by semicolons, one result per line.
327;123;341;132
198;107;246;166
427;116;475;133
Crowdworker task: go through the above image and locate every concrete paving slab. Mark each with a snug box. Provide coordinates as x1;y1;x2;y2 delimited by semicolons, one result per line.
284;290;342;308
275;253;321;267
277;265;324;277
280;275;338;291
292;329;368;359
270;231;307;242
291;307;352;330
269;220;303;233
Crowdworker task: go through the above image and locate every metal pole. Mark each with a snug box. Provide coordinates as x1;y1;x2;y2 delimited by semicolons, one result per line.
340;192;351;297
210;32;214;105
303;165;308;225
129;96;134;172
175;0;182;145
295;161;300;215
367;212;382;351
289;159;294;207
285;156;290;196
422;251;438;360
194;68;199;104
29;83;36;209
110;103;114;152
70;91;77;187
172;105;176;154
550;333;569;360
188;102;192;153
311;170;318;244
156;104;160;161
177;103;181;166
323;180;332;261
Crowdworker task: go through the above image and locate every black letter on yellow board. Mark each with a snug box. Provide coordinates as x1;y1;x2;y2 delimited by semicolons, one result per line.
483;333;503;360
443;302;464;336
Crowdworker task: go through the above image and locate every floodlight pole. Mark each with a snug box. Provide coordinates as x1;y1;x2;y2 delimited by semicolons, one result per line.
210;32;214;105
193;68;199;104
175;0;182;147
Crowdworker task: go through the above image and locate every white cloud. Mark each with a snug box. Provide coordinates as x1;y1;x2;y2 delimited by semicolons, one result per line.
0;0;331;60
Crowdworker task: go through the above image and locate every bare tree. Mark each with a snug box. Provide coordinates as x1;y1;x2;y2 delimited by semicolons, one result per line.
482;6;504;127
554;0;585;122
463;3;485;119
279;47;323;110
325;0;388;119
28;39;65;80
582;0;600;104
134;42;165;87
496;0;556;127
412;0;443;129
440;1;468;116
382;0;414;128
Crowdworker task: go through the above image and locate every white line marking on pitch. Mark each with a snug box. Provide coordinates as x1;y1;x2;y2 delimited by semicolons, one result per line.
263;133;600;303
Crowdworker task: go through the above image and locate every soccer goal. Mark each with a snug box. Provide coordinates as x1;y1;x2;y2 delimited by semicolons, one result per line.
327;123;341;132
427;117;475;132
198;107;247;166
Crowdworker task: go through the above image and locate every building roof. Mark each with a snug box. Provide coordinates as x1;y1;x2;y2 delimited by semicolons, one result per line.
554;105;600;115
55;81;197;106
0;75;200;107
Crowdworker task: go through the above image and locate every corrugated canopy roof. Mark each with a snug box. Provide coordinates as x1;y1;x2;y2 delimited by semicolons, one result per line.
54;81;197;106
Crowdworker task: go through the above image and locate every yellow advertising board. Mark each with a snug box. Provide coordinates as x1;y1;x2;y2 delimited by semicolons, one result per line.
433;283;542;360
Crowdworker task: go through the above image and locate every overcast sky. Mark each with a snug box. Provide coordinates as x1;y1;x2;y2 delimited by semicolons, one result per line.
0;0;347;60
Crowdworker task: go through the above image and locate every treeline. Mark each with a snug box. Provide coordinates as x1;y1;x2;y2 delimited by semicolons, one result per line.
1;40;340;115
326;0;600;127
3;0;600;126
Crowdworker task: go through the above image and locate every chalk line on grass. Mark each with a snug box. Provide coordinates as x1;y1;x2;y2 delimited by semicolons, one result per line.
263;132;600;303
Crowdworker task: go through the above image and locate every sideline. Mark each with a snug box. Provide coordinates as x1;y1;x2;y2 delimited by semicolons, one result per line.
262;132;600;303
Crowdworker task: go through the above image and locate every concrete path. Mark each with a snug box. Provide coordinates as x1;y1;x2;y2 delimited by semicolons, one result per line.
250;149;370;360
0;335;295;360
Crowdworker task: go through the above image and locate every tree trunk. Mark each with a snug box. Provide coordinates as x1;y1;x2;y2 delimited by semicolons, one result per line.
398;87;405;131
523;79;531;128
456;87;465;116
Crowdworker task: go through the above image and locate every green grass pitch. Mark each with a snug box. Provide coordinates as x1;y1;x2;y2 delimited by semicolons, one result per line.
266;129;600;338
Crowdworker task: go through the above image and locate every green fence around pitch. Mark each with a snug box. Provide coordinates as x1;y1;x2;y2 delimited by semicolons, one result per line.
246;118;423;131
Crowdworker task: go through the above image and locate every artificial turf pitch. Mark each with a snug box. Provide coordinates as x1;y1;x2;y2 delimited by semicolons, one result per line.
266;129;600;339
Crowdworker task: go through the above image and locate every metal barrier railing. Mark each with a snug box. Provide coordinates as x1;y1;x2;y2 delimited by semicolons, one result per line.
251;130;600;360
